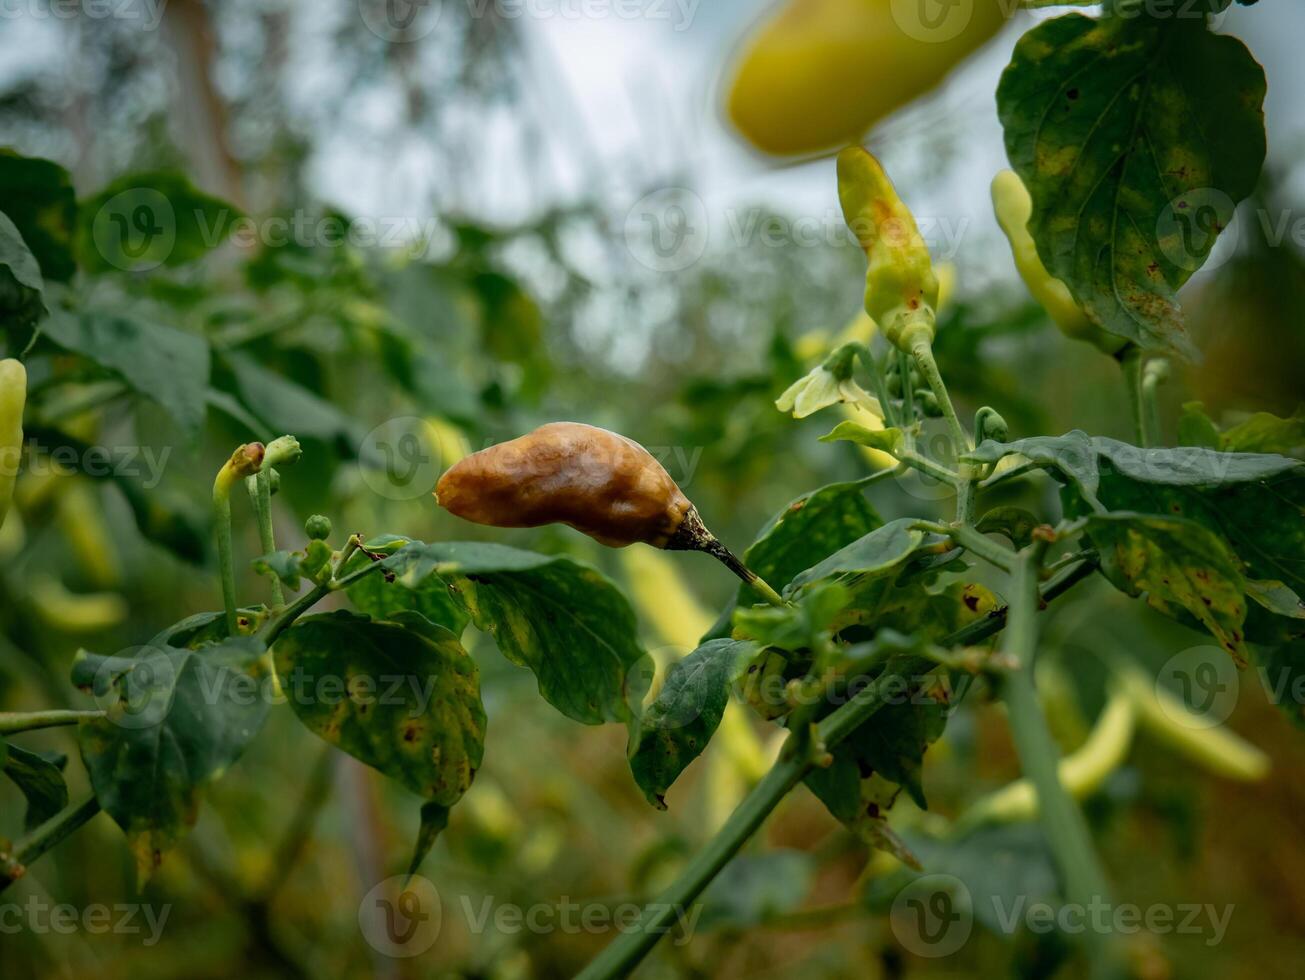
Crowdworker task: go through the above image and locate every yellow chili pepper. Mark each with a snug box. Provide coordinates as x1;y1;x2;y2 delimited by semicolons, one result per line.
726;0;1009;157
837;147;939;354
991;170;1127;355
0;358;26;533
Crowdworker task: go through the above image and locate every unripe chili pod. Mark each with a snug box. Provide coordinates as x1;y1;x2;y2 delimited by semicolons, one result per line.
437;422;781;601
990;170;1127;355
0;359;26;533
837;147;939;355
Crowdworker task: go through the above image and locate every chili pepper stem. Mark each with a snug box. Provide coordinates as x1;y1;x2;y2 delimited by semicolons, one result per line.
665;507;786;606
214;486;238;636
907;333;974;523
247;469;283;607
0;709;105;735
1119;346;1149;447
213;443;266;637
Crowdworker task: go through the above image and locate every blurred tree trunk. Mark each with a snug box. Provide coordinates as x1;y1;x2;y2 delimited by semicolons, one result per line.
163;0;245;208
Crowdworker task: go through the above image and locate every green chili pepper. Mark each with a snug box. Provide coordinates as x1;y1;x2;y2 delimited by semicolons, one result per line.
0;359;26;533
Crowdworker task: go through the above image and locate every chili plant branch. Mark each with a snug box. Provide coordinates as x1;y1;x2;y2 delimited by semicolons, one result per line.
0;709;105;734
996;547;1122;980
1119;347;1148;448
577;556;1099;980
1;796;103;891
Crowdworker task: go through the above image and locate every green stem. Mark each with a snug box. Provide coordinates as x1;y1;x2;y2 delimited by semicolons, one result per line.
1;796;102;890
1141;358;1168;448
576;557;1099;980
915;522;1014;572
896;449;961;487
896;350;915;423
0;709;105;734
1120;347;1148;448
908;335;974;523
259;537;369;646
998;549;1122;979
214;444;266;637
248;470;284;607
214;488;238;636
857;344;898;429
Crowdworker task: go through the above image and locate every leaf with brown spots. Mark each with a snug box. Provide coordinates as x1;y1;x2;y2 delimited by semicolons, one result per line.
273;611;485;807
997;13;1266;358
1083;512;1249;663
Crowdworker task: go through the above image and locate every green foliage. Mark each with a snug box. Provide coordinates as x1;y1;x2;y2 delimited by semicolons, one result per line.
76;170;241;273
2;743;68;831
784;518;945;596
0;211;46;336
273;611;485;806
739;479;883;604
71;636;272;882
0;150;77;282
41;309;212;438
383;541;652;726
629;639;754;810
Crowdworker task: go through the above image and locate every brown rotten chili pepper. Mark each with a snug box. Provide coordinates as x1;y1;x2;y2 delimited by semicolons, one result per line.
436;422;784;604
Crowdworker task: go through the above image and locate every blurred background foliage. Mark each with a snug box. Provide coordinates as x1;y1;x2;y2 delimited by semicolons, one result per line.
1;1;1303;978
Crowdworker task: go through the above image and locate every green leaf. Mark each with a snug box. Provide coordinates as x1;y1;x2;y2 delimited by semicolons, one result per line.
273;610;485;805
2;743;69;831
819;421;904;454
77;170;242;272
1177;402;1223;450
966;431;1101;507
0;151;77;282
1220;409;1305;458
0;211;47;334
225;353;364;451
252;550;308;591
739;479;882;606
1083;512;1249;662
997;14;1266;358
407;801;451;879
72;636;272;882
697;850;814;930
343;537;469;636
385;542;652;726
628;639;754;810
784;518;941;597
868;824;1060;939
42;309;211;437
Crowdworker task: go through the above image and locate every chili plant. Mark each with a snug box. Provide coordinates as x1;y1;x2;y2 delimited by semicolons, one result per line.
0;2;1300;978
